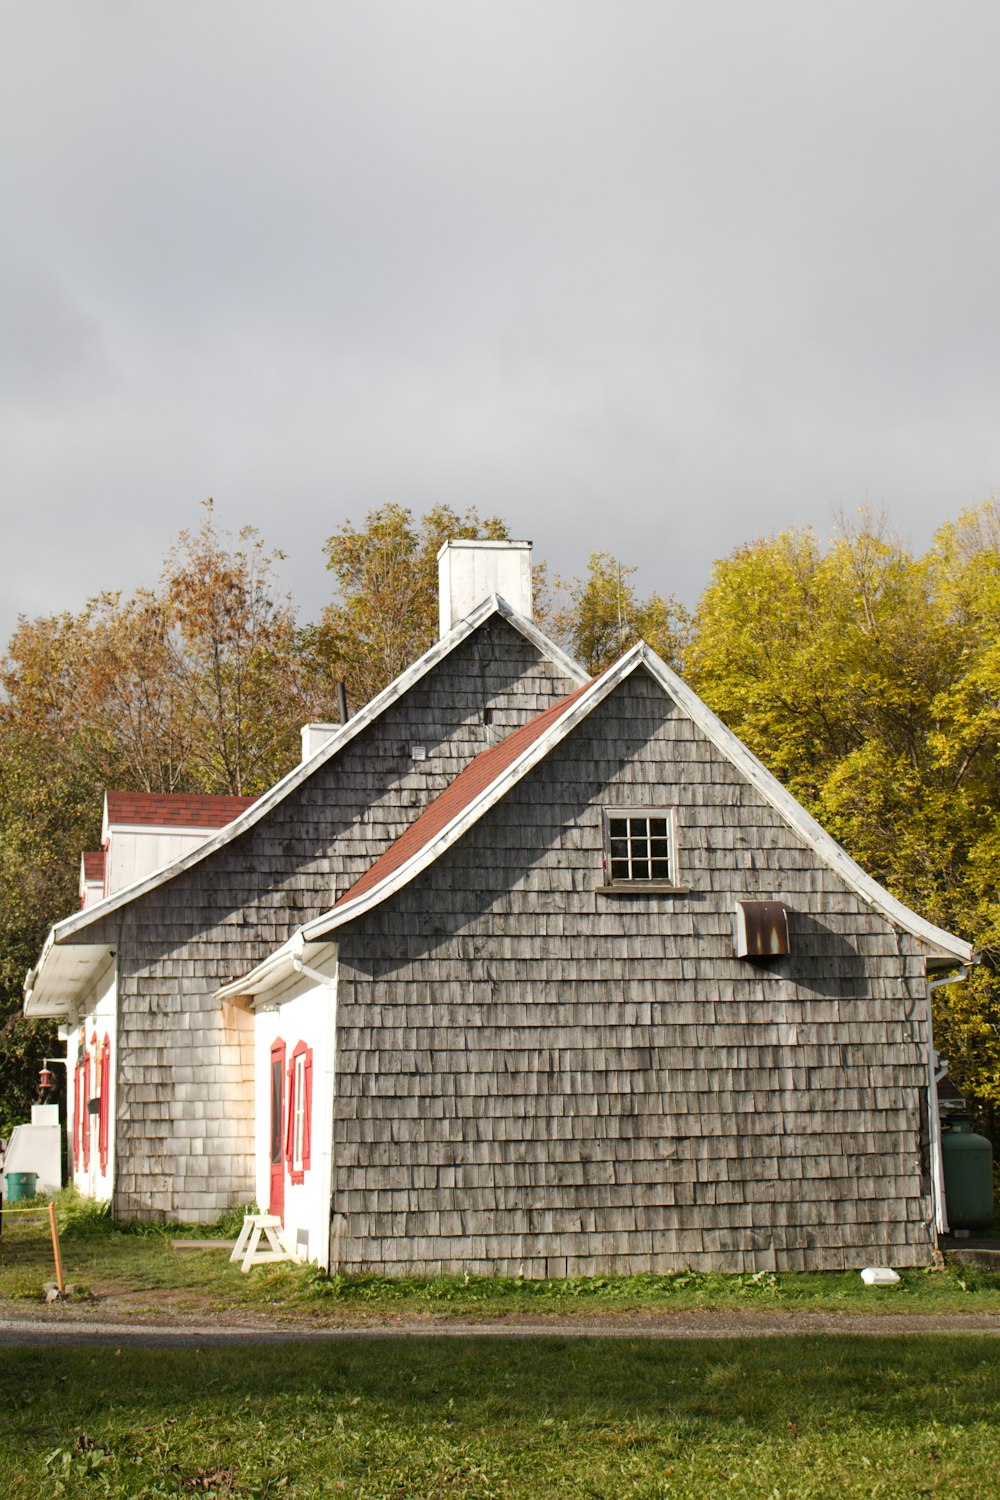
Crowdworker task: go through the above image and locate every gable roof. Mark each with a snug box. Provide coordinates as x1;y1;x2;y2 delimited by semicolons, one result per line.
24;595;586;1016
105;791;256;831
336;677;595;911
52;596;582;945
295;643;973;965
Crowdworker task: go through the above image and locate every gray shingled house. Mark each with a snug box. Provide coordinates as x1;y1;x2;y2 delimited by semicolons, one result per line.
26;540;972;1273
223;634;972;1276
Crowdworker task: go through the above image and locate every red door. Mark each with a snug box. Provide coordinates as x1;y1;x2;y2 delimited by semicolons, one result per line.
269;1040;286;1222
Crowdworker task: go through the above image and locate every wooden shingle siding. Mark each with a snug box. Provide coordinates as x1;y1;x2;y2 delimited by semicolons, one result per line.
83;620;577;1221
331;668;935;1273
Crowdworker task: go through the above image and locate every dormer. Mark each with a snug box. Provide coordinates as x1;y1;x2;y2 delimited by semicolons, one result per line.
101;792;256;897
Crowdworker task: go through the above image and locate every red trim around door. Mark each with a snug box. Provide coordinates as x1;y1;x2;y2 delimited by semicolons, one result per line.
98;1034;111;1174
269;1039;286;1224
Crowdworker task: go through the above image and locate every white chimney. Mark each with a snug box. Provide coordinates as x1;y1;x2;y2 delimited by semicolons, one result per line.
300;723;340;762
438;539;533;637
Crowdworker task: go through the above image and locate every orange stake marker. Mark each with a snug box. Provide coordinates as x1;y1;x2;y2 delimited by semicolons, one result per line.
48;1202;65;1294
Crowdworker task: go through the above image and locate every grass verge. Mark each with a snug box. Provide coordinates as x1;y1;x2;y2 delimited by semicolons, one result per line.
3;1194;1000;1322
1;1335;999;1497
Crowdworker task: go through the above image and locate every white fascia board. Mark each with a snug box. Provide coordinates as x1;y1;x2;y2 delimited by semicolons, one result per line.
303;643;973;964
215;937;336;1003
495;594;587;688
105;822;230;838
43;596;587;950
638;646;974;965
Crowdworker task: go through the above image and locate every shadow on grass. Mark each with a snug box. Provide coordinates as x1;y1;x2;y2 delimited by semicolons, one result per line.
1;1337;999;1498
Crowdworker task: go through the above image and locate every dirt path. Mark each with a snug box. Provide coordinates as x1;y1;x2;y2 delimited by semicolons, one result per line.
3;1306;1000;1348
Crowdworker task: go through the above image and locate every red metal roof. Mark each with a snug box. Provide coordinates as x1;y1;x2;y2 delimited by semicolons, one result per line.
335;678;595;910
105;792;257;830
81;851;105;882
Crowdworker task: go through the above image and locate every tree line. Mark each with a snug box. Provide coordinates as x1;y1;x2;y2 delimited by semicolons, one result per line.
2;498;998;1142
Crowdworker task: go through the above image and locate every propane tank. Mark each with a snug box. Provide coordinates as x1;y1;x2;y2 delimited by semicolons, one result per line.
941;1114;994;1231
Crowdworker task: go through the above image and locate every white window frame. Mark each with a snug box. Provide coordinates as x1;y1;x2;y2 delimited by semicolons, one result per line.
292;1050;307;1174
602;806;681;890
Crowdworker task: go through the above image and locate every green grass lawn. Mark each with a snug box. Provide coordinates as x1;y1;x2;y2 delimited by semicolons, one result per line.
2;1195;1000;1323
1;1335;999;1498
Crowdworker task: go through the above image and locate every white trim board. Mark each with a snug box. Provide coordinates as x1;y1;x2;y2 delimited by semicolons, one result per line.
299;643;973;964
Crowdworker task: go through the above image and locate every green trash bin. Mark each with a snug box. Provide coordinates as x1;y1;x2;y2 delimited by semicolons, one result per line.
5;1172;38;1203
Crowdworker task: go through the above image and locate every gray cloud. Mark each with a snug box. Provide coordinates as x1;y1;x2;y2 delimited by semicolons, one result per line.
2;1;999;644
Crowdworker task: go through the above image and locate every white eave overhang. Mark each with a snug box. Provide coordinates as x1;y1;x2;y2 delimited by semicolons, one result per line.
215;934;337;1005
24;930;115;1019
299;642;975;967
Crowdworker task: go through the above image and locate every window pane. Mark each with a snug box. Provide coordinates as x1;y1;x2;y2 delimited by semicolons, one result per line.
605;809;675;882
270;1062;282;1164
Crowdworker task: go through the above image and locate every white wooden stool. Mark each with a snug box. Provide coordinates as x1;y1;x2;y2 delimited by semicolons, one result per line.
230;1214;293;1274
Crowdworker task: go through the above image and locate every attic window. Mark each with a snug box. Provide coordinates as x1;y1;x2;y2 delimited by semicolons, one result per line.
602;809;681;890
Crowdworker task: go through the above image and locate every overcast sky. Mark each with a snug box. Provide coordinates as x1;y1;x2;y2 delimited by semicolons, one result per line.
2;2;999;647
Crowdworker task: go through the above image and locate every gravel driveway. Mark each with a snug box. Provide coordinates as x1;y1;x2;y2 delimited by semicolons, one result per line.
3;1306;1000;1348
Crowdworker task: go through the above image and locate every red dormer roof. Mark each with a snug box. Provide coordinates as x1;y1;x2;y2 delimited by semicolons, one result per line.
105;792;257;830
81;851;105;883
334;678;595;910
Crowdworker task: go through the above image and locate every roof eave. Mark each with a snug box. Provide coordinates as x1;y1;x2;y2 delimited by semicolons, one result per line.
629;646;975;965
303;641;974;964
24;935;115;1019
46;595;586;946
215;937;336;1002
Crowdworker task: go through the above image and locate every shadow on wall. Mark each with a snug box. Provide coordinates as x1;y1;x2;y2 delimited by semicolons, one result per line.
771;909;871;1000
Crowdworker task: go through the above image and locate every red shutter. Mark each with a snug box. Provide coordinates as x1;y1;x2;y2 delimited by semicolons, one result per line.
285;1055;296;1168
72;1064;80;1171
81;1052;91;1170
302;1047;313;1172
98;1035;111;1174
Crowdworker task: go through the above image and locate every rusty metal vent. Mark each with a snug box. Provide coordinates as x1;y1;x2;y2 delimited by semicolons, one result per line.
735;900;790;960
